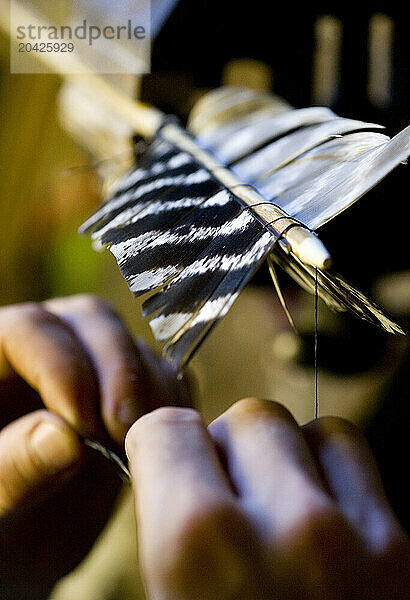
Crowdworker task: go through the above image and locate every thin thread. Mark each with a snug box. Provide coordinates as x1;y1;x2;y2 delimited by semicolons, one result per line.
274;221;312;243
239;200;314;233
314;268;319;419
82;438;130;482
241;199;285;212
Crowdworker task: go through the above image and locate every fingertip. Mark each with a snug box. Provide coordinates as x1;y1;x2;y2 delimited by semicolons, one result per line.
125;406;202;460
0;411;83;515
209;398;298;439
29;414;82;475
124;421;137;460
99;337;193;444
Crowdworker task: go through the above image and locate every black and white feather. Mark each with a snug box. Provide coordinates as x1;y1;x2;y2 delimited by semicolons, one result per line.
81;86;409;368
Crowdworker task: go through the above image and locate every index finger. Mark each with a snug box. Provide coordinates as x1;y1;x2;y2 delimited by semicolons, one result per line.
0;302;100;438
125;407;260;600
43;294;191;442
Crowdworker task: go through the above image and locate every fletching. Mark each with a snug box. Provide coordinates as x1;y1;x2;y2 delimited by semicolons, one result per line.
81;86;408;368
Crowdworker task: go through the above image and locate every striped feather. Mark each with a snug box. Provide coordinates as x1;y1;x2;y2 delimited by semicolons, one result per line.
81;86;408;368
159;224;274;366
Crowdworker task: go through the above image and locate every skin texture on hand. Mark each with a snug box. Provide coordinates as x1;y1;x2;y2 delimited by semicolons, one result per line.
0;294;191;600
126;398;410;600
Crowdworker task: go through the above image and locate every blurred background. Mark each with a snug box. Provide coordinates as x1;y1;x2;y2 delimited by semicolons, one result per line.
0;2;409;598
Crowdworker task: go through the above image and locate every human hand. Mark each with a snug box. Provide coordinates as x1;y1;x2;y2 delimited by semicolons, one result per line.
0;294;190;599
126;398;410;600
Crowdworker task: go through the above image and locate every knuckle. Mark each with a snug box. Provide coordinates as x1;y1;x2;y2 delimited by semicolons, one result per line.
69;293;109;313
1;302;47;328
304;416;367;447
137;406;201;428
227;397;293;421
316;416;362;437
43;294;116;320
126;407;201;447
68;295;131;339
0;303;64;348
59;293;119;321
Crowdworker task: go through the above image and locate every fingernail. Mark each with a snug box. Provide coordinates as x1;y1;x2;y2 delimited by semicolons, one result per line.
117;397;140;427
30;421;80;474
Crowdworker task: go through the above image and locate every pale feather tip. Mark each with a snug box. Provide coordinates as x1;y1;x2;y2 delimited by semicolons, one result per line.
295;236;332;270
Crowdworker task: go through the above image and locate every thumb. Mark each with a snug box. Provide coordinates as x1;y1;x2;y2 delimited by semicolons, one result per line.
0;410;82;516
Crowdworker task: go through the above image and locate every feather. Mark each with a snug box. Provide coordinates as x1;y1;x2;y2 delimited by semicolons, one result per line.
81;86;408;368
272;247;403;335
